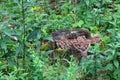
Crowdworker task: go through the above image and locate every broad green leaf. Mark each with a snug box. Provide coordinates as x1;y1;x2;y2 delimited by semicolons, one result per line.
85;0;89;6
43;36;53;42
105;63;113;71
8;58;15;67
16;45;23;54
90;26;99;32
27;30;41;40
72;20;84;28
77;20;84;27
106;55;114;61
113;69;120;79
37;31;41;39
45;50;54;55
3;29;12;36
113;60;119;69
1;42;7;51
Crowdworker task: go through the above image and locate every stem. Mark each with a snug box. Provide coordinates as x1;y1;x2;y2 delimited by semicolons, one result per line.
22;0;26;68
94;52;97;80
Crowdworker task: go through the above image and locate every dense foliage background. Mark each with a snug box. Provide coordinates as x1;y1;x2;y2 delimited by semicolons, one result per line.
0;0;120;80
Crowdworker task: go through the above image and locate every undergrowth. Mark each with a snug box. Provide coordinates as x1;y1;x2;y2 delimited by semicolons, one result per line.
0;0;120;80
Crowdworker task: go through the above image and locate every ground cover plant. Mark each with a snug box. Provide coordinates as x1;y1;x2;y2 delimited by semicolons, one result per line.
0;0;120;80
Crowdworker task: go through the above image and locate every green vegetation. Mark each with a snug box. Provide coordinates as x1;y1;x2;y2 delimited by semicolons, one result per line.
0;0;120;80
